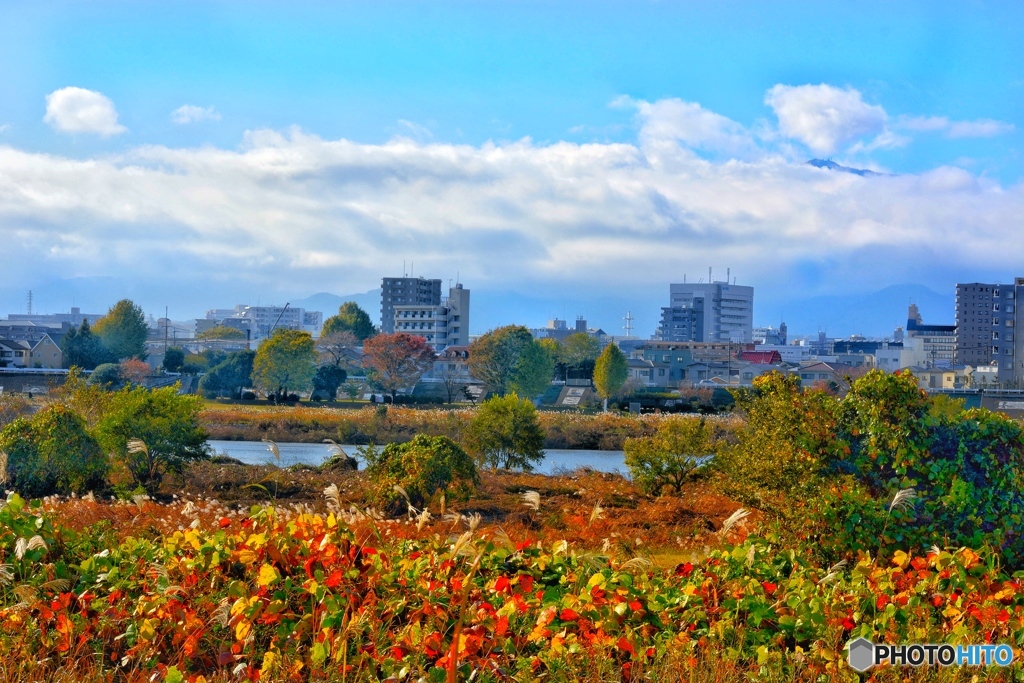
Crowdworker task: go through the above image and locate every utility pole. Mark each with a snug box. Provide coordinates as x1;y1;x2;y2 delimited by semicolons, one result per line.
270;303;290;336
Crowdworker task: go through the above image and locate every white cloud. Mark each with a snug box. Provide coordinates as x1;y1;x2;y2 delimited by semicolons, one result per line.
0;114;1020;318
627;97;761;158
766;84;887;155
171;105;221;125
946;118;1015;138
0;124;9;133
395;119;433;142
44;87;126;137
898;115;1014;138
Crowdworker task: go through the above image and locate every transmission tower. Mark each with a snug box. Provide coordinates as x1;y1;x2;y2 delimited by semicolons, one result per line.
26;290;33;315
623;310;634;338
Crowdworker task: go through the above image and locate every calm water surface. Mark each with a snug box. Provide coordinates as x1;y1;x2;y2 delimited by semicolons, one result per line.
207;440;627;476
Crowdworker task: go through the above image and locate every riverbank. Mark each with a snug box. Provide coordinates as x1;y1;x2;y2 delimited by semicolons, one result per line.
200;402;742;450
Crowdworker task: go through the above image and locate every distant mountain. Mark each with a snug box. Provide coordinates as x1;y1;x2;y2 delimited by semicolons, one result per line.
807;158;884;177
289;290;382;318
760;283;954;339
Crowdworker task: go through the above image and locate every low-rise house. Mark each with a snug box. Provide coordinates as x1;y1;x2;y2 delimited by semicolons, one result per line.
28;334;63;369
907;366;956;390
0;340;30;367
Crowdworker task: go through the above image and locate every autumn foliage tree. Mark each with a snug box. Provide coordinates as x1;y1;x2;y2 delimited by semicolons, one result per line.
361;333;436;403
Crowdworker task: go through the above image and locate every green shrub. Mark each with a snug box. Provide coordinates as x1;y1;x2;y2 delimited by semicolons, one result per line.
717;372;841;506
364;434;478;513
0;404;108;496
463;393;545;470
727;370;1024;568
94;385;208;493
624;416;715;495
88;363;123;389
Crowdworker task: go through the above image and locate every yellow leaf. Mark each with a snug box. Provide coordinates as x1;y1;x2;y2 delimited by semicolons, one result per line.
260;650;280;678
235;619;252;641
139;618;156;640
258;563;281;587
237;549;258;564
246;533;268;549
892;550;909;569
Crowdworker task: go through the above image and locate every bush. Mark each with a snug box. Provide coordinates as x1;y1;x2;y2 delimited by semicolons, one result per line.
464;394;545;470
94;385;209;493
717;373;841;505
364;435;478;513
0;404;108;496
624;417;715;495
725;369;1024;568
241;391;256;401
88;363;123;389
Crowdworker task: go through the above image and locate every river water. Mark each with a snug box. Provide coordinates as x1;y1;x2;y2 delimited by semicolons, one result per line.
207;440;627;476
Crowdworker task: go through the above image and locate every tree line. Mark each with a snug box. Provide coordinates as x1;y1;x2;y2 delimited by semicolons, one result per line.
60;298;632;405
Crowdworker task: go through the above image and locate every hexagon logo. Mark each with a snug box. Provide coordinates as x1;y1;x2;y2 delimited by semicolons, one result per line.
848;637;875;672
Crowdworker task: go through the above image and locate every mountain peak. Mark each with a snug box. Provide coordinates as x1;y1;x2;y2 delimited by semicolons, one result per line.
807;158;883;177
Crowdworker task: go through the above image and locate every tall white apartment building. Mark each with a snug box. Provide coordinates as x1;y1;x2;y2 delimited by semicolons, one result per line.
393;284;470;351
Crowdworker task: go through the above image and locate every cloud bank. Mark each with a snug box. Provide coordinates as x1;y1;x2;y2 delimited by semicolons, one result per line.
2;84;1020;326
44;87;126;136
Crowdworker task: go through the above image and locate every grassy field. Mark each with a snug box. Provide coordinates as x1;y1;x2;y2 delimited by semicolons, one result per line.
198;402;738;451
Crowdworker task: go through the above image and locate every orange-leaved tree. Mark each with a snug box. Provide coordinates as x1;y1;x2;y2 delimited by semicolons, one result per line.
362;333;436;403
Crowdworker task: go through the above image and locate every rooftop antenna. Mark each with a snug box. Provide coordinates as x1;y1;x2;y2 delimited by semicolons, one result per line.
403;260;407;277
727;267;730;284
623;310;635;337
709;266;712;283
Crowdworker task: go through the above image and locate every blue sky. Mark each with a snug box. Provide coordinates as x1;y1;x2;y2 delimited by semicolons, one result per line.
0;1;1022;335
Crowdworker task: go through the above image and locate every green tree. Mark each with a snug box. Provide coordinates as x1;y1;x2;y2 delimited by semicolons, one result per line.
198;350;256;399
162;347;185;373
624;417;715;495
322;302;376;341
252;329;318;399
364;435;478;513
464;393;545;470
468;326;554;398
0;404;108;496
593;343;628;410
361;333;436;403
312;365;347;400
94;385;208;493
561;332;601;380
93;299;148;360
197;325;246;340
61;319;109;370
88;363;124;389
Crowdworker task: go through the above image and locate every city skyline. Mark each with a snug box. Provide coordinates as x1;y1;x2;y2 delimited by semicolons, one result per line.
1;2;1022;336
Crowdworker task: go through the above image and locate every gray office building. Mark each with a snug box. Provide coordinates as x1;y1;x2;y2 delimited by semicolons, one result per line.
662;281;754;343
656;301;704;342
380;277;442;333
956;279;1023;385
